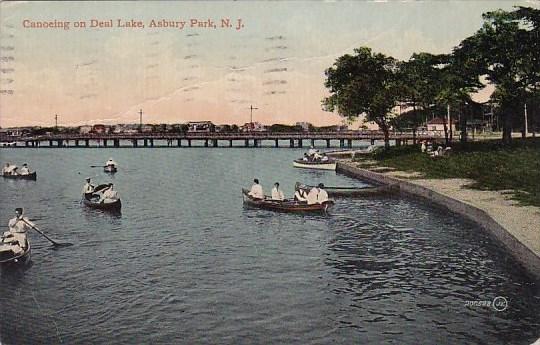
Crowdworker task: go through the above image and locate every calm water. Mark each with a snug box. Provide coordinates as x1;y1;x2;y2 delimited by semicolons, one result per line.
0;148;538;345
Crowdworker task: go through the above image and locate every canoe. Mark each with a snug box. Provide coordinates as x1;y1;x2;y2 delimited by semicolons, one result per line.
0;237;31;267
295;182;398;197
104;165;117;173
242;188;334;213
293;159;336;171
2;171;37;180
83;196;122;211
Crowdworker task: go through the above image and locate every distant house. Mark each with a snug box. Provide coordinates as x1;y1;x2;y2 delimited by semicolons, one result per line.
427;118;456;132
92;124;107;134
79;125;93;134
241;122;265;132
187;121;215;133
295;122;312;131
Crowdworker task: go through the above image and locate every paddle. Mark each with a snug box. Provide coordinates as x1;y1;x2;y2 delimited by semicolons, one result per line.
20;218;73;247
90;165;107;168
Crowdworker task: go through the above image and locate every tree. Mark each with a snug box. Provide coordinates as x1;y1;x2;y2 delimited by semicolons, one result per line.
323;47;400;148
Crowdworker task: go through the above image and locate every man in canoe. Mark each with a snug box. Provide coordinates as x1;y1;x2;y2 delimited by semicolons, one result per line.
1;208;32;255
82;177;95;199
105;158;117;168
99;183;119;203
19;163;30;175
248;178;264;200
271;182;285;201
306;185;319;205
2;163;17;175
317;183;329;204
294;187;307;202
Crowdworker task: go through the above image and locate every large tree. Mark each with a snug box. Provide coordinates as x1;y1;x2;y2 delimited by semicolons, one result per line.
322;47;399;148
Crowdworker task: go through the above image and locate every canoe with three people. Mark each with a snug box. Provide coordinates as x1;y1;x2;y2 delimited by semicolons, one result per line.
82;178;122;211
1;162;37;180
293;146;336;170
242;178;335;213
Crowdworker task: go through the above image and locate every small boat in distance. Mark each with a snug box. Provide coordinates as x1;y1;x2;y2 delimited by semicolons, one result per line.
242;188;334;213
295;182;398;197
104;165;117;173
0;237;31;267
2;171;37;180
293;159;336;171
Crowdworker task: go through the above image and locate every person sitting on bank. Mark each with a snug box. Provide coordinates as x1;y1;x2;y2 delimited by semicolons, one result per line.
294;187;307;202
271;182;285;201
99;183;119;203
19;163;30;175
306;185;320;205
317;183;329;204
248;178;264;200
82;178;95;199
1;208;33;255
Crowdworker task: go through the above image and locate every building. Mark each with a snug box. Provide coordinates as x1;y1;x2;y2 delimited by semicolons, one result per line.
187;121;215;133
295;122;312;131
79;125;93;134
241;122;265;132
427;118;456;132
92;124;108;134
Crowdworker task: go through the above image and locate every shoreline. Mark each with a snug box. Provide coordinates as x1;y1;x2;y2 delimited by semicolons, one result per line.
336;160;540;282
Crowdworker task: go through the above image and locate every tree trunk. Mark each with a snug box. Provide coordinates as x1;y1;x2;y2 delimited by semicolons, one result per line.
412;127;417;145
443;117;449;146
502;113;512;144
384;128;390;149
459;105;467;144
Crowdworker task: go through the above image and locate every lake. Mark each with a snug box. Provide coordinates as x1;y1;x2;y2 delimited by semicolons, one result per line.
0;148;538;344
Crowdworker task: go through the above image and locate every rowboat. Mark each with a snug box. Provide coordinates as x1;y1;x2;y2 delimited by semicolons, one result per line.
104;165;117;173
2;172;37;180
295;182;398;197
242;188;334;213
83;197;122;211
0;237;31;267
293;159;336;171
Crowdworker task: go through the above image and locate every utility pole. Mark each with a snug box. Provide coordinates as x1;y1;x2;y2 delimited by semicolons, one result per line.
55;114;58;129
524;103;528;137
249;105;258;131
139;109;143;132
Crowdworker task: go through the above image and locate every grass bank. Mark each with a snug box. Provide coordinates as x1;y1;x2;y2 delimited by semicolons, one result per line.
356;138;540;207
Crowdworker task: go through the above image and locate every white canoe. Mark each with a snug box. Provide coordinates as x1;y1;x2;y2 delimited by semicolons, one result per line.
293;159;337;170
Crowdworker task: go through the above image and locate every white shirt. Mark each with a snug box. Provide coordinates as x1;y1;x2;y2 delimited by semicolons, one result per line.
100;188;119;202
317;189;329;203
306;188;319;205
106;159;117;166
249;183;264;199
19;166;30;175
82;182;94;194
8;216;34;233
271;187;284;201
3;165;17;174
321;156;329;162
308;148;316;156
294;190;307;202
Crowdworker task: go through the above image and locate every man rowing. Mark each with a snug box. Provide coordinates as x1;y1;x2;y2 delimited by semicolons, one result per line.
248;178;264;200
19;163;30;175
99;183;119;204
271;182;285;201
294;187;307;202
105;158;117;168
0;208;32;256
82;177;95;200
317;183;329;203
2;163;17;175
306;183;329;205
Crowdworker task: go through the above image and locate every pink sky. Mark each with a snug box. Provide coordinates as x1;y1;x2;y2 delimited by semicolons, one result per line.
0;1;529;128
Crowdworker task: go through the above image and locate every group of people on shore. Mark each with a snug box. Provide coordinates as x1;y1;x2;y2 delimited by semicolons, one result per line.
302;146;330;162
420;141;451;158
82;177;120;203
248;179;329;205
2;162;32;176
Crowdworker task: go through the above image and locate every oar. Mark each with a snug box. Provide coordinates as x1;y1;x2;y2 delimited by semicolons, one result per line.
20;218;73;247
90;165;106;168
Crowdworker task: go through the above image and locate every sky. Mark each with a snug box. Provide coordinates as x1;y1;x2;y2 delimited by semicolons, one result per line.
0;0;538;128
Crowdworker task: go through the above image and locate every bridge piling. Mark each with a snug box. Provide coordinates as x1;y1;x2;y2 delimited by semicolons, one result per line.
245;139;249;147
213;139;218;147
326;139;330;148
177;139;181;147
298;139;303;148
290;139;294;148
275;139;279;148
347;139;352;148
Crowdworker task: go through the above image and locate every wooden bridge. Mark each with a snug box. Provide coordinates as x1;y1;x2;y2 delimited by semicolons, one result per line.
0;131;441;148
